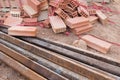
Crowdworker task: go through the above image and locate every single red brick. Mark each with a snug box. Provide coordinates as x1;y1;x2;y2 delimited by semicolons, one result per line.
65;17;89;28
81;35;112;53
73;24;93;35
49;16;66;33
96;10;108;25
8;26;37;37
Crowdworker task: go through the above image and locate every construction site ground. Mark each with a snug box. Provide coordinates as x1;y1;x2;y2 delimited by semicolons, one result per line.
37;0;120;60
0;0;120;80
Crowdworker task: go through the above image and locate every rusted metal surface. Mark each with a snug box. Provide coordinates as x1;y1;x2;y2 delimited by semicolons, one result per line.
0;51;47;80
0;26;120;67
0;26;120;80
0;38;88;80
0;31;120;77
0;35;117;80
0;43;68;80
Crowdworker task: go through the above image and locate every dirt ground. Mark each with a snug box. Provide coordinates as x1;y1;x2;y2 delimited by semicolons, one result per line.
0;61;27;80
0;0;120;80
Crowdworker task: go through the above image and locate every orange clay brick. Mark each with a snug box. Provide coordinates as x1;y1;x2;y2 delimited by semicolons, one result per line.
49;16;66;33
23;18;37;23
78;6;89;18
73;24;93;35
4;16;23;26
73;24;93;33
27;0;41;12
68;0;79;9
10;9;21;17
38;0;48;10
65;17;89;28
63;5;74;13
55;8;70;20
88;16;98;24
68;11;78;18
5;0;10;8
96;10;108;25
8;26;37;37
81;35;112;53
59;3;67;9
88;9;96;15
23;5;38;18
49;0;59;8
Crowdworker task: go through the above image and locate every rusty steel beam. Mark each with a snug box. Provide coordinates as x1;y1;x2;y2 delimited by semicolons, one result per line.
0;26;119;80
0;38;87;80
0;32;120;78
0;26;120;67
0;43;68;80
0;38;116;80
0;51;46;80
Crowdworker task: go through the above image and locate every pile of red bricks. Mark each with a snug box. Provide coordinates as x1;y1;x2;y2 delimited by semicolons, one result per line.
49;0;108;34
0;0;49;37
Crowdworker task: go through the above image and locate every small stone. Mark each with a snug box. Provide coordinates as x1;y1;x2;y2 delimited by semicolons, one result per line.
72;40;79;47
72;39;87;50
